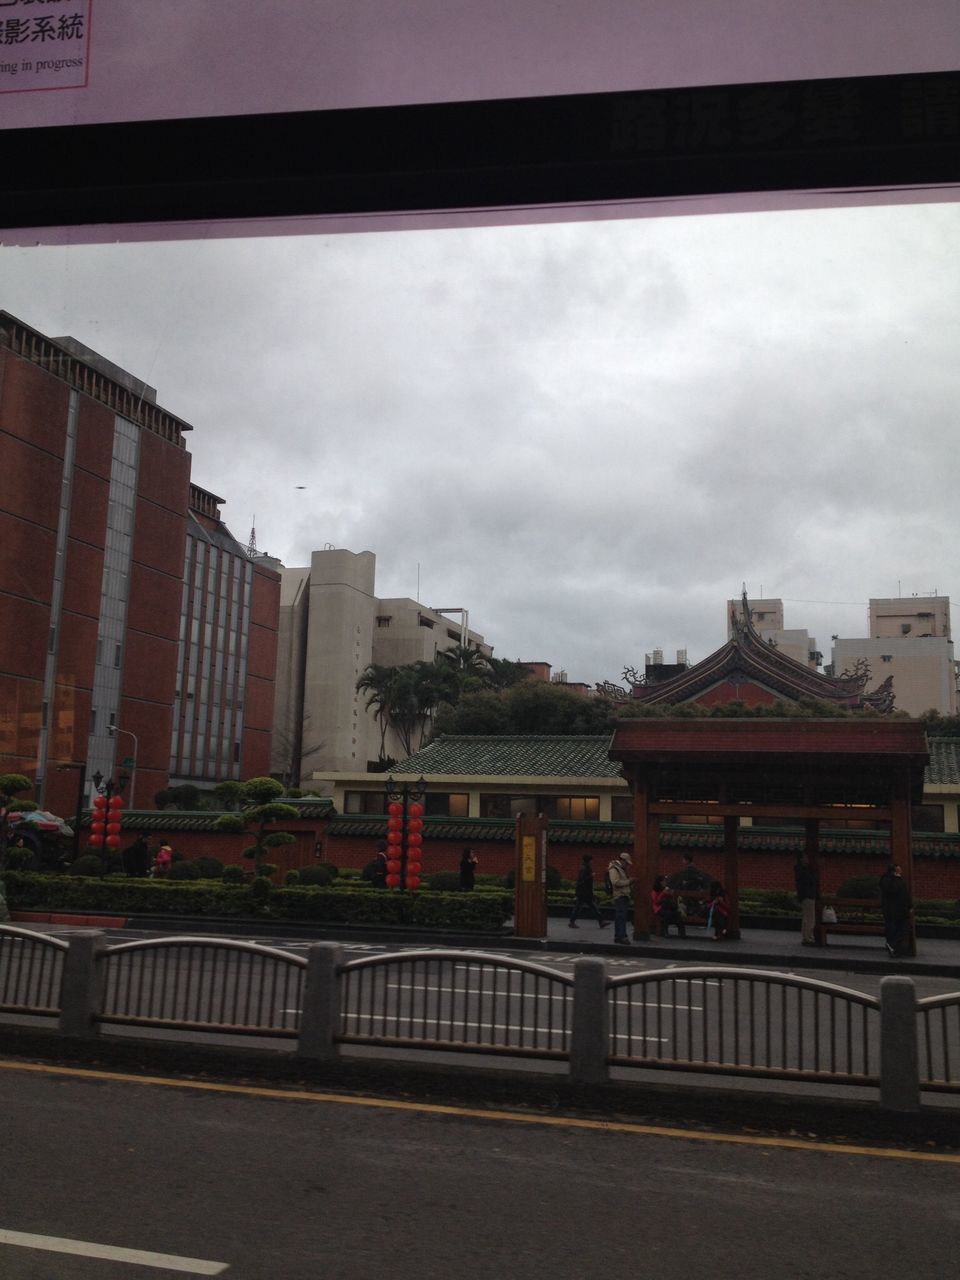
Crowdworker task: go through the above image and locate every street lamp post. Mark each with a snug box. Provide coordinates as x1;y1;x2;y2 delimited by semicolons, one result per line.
90;769;129;862
384;775;427;891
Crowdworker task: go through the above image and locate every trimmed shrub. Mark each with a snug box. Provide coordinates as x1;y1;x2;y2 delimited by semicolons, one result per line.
68;854;106;877
168;861;202;881
222;865;245;885
837;876;881;900
427;871;462;892
319;862;339;880
285;870;301;886
296;865;335;887
193;857;224;879
250;876;272;908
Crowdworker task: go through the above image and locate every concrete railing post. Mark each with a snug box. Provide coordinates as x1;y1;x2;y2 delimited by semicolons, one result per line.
297;942;343;1060
58;930;105;1039
879;976;920;1112
570;956;609;1084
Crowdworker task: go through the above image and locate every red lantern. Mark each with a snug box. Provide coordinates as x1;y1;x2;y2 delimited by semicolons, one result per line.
408;801;424;818
88;833;104;847
93;794;107;810
405;875;421;890
387;830;402;846
407;831;422;847
108;794;123;809
406;861;421;877
90;816;106;832
105;834;121;849
387;802;403;816
386;859;401;875
387;815;402;831
407;817;423;833
106;821;121;836
386;873;401;889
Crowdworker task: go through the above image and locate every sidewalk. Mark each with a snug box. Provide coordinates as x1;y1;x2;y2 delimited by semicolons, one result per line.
536;913;960;978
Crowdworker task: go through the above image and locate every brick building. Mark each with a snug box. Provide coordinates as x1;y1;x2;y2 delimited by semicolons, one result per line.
0;311;279;816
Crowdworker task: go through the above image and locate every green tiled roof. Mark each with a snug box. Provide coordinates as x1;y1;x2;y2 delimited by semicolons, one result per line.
927;737;960;786
81;799;334;831
395;735;623;779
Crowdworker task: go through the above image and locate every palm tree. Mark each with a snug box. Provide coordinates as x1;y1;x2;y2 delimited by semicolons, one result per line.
356;664;400;763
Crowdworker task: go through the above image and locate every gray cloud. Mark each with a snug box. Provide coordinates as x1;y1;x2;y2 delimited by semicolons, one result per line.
3;201;957;686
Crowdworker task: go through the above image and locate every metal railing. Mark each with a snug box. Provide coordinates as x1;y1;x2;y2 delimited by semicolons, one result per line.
918;992;960;1093
608;966;879;1085
0;928;955;1108
98;937;306;1037
0;925;67;1016
339;949;574;1058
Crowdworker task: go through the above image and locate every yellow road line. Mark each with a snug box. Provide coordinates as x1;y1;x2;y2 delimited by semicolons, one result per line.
1;1057;957;1165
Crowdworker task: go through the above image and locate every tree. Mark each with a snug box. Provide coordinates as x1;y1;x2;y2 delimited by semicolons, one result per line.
433;682;615;736
356;663;401;763
213;776;298;876
0;773;35;871
213;780;243;811
481;656;532;691
154;784;206;810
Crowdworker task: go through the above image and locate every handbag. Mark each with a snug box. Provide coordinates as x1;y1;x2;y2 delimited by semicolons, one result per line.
822;905;838;924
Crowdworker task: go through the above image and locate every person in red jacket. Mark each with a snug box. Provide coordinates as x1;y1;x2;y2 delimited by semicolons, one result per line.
651;875;686;938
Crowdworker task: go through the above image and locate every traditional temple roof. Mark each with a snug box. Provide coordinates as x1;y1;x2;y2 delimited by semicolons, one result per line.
631;592;894;710
393;735;624;779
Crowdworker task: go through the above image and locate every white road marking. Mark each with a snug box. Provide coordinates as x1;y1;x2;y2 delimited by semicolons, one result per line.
0;1228;228;1274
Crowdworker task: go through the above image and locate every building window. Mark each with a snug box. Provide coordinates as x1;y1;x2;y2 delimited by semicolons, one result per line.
548;796;600;822
912;804;945;833
420;792;469;817
376;615;392;627
479;794;537;819
344;790;387;816
611;796;633;822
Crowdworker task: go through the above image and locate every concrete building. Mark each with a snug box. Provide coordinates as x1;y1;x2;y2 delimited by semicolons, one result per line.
0;311;279;815
272;547;491;781
831;596;956;717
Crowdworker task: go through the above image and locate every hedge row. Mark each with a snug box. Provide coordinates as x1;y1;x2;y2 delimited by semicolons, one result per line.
0;872;512;931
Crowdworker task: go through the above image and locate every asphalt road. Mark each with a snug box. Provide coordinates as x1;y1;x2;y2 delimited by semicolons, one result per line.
2;1062;958;1280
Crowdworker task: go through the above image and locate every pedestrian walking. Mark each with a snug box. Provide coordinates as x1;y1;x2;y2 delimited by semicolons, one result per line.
794;851;819;945
879;862;913;957
568;853;609;929
606;851;635;944
459;846;478;891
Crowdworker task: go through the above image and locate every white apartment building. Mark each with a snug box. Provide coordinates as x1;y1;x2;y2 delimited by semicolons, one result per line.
831;596;956;717
271;547;491;780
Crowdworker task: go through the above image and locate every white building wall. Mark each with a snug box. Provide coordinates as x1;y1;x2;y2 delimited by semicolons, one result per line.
832;636;957;716
869;596;951;641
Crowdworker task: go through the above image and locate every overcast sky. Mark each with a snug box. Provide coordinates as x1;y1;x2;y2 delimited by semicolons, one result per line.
3;199;958;687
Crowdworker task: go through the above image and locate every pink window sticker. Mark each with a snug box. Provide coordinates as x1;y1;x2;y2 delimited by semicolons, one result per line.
0;0;91;94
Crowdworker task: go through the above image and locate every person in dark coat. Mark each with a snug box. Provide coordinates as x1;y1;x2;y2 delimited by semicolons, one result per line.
666;854;711;892
651;875;685;938
122;836;152;878
372;840;388;888
879;862;913;957
568;854;609;929
459;847;478;891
